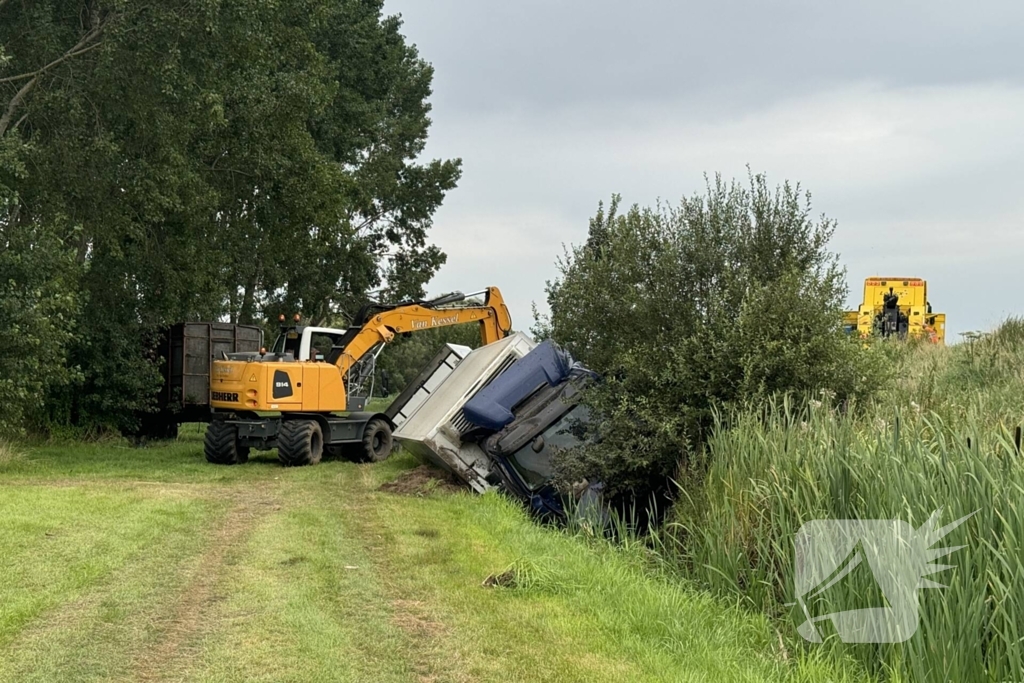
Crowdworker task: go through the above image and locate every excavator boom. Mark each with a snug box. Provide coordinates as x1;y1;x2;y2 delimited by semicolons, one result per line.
331;287;512;378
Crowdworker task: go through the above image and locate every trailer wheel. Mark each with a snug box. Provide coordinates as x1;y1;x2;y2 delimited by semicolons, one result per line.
204;421;249;465
360;418;393;463
277;419;323;467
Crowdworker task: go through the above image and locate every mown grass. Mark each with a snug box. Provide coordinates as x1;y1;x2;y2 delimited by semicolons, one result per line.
0;485;223;681
352;474;868;682
0;434;865;682
671;319;1024;682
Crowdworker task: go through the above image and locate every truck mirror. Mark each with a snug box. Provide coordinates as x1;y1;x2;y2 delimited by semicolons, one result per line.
531;436;545;453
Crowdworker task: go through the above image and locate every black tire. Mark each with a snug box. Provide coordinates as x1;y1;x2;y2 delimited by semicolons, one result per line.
204;421;249;465
277;419;323;467
359;418;393;463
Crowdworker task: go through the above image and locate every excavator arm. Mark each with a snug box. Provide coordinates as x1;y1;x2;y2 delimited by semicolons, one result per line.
331;286;512;378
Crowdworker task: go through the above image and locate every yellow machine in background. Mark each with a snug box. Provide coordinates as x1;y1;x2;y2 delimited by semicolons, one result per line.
845;277;946;344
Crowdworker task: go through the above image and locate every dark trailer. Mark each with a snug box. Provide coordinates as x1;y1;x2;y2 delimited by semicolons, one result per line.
139;322;263;439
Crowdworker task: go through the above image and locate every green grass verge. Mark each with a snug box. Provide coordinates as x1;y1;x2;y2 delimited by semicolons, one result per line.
0;436;865;682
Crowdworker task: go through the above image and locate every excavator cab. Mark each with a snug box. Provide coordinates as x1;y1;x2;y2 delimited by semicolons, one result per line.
269;323;349;362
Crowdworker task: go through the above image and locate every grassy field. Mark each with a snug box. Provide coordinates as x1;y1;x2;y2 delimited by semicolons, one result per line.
0;429;864;683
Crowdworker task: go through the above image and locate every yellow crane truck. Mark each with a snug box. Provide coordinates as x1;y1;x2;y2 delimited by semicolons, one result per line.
844;277;946;343
205;287;513;466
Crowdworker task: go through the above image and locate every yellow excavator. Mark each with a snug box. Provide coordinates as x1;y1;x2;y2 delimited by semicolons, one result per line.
205;287;512;466
844;277;946;344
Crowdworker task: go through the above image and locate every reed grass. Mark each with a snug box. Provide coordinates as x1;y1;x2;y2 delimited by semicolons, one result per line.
671;319;1024;682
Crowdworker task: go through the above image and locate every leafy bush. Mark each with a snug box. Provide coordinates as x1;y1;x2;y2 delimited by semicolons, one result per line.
542;173;884;500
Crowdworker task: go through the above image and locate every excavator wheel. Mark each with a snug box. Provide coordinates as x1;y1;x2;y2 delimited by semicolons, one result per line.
277;418;324;467
359;418;393;463
204;421;249;465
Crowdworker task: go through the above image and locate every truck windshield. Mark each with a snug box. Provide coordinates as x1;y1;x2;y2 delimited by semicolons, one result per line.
507;405;590;491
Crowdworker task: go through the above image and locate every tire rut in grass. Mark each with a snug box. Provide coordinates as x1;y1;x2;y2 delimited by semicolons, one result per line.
339;490;468;682
0;485;249;680
129;489;281;682
379;581;465;682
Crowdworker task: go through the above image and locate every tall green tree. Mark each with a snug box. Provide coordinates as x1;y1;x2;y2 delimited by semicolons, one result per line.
0;0;458;433
0;209;79;434
543;173;883;500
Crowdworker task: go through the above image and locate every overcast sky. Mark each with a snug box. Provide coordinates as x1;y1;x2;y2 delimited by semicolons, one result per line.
384;0;1024;340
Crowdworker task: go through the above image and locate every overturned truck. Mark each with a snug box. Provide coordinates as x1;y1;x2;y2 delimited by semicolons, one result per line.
392;332;599;518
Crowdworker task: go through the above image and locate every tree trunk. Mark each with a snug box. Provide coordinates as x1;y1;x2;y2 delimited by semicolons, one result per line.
239;272;259;324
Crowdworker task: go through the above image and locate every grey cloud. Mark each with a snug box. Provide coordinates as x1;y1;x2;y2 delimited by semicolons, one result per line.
398;0;1024;114
386;1;1024;340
